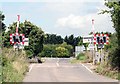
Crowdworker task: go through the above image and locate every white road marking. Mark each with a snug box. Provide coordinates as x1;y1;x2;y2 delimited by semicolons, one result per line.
56;63;59;67
56;58;59;67
81;64;93;73
29;64;34;72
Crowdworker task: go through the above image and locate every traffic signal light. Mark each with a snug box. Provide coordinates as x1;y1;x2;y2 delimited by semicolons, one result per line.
94;34;109;45
10;34;25;45
103;37;106;43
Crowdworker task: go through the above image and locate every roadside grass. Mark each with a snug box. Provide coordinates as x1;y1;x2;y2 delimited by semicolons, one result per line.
70;53;87;63
0;56;2;84
118;72;120;80
70;51;119;80
2;48;29;82
70;59;81;64
95;63;119;80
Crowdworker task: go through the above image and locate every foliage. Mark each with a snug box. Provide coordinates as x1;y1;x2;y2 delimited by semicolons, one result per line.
70;53;87;63
2;48;28;82
2;20;44;57
44;33;63;44
102;1;120;69
0;54;1;83
76;53;86;60
0;11;6;83
104;33;117;51
27;25;44;57
95;63;118;79
39;43;73;58
78;38;83;46
83;43;89;51
0;11;6;33
60;42;73;56
55;46;69;57
108;47;120;69
64;35;82;51
39;44;57;57
84;51;93;63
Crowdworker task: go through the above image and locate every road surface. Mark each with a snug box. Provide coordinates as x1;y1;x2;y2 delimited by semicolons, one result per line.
23;58;118;83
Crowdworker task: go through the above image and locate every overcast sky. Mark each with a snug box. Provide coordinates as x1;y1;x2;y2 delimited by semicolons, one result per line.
1;0;115;37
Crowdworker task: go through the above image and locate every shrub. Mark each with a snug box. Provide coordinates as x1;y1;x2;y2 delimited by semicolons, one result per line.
108;47;120;69
39;44;57;57
55;46;69;57
76;53;86;60
39;43;73;58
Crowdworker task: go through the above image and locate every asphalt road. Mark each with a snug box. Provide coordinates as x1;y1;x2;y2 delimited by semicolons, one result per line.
23;58;118;82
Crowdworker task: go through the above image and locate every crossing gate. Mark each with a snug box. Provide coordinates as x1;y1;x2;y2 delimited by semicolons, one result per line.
93;34;109;45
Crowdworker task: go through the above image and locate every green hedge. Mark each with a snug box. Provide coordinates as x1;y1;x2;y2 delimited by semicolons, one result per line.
39;43;73;58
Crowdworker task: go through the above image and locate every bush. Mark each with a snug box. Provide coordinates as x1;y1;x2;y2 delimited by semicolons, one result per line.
105;33;119;70
55;46;69;57
60;42;73;56
84;51;93;63
76;53;86;61
95;64;118;79
108;47;120;69
39;43;73;58
39;44;57;57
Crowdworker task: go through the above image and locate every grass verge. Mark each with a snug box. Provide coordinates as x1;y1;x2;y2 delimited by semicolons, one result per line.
2;48;29;82
70;53;87;64
0;55;2;84
95;63;119;80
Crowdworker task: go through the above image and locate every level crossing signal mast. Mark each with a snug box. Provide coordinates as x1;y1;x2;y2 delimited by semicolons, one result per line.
10;15;25;50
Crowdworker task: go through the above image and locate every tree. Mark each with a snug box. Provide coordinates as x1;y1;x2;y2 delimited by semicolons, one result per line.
44;33;63;44
102;0;120;69
103;1;120;46
3;20;44;57
23;21;44;57
39;43;73;58
39;44;57;57
64;35;82;52
0;11;6;33
83;43;89;51
0;12;8;48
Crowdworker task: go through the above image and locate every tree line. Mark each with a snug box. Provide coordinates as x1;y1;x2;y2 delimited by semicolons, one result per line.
102;1;120;70
1;0;120;70
1;12;83;58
